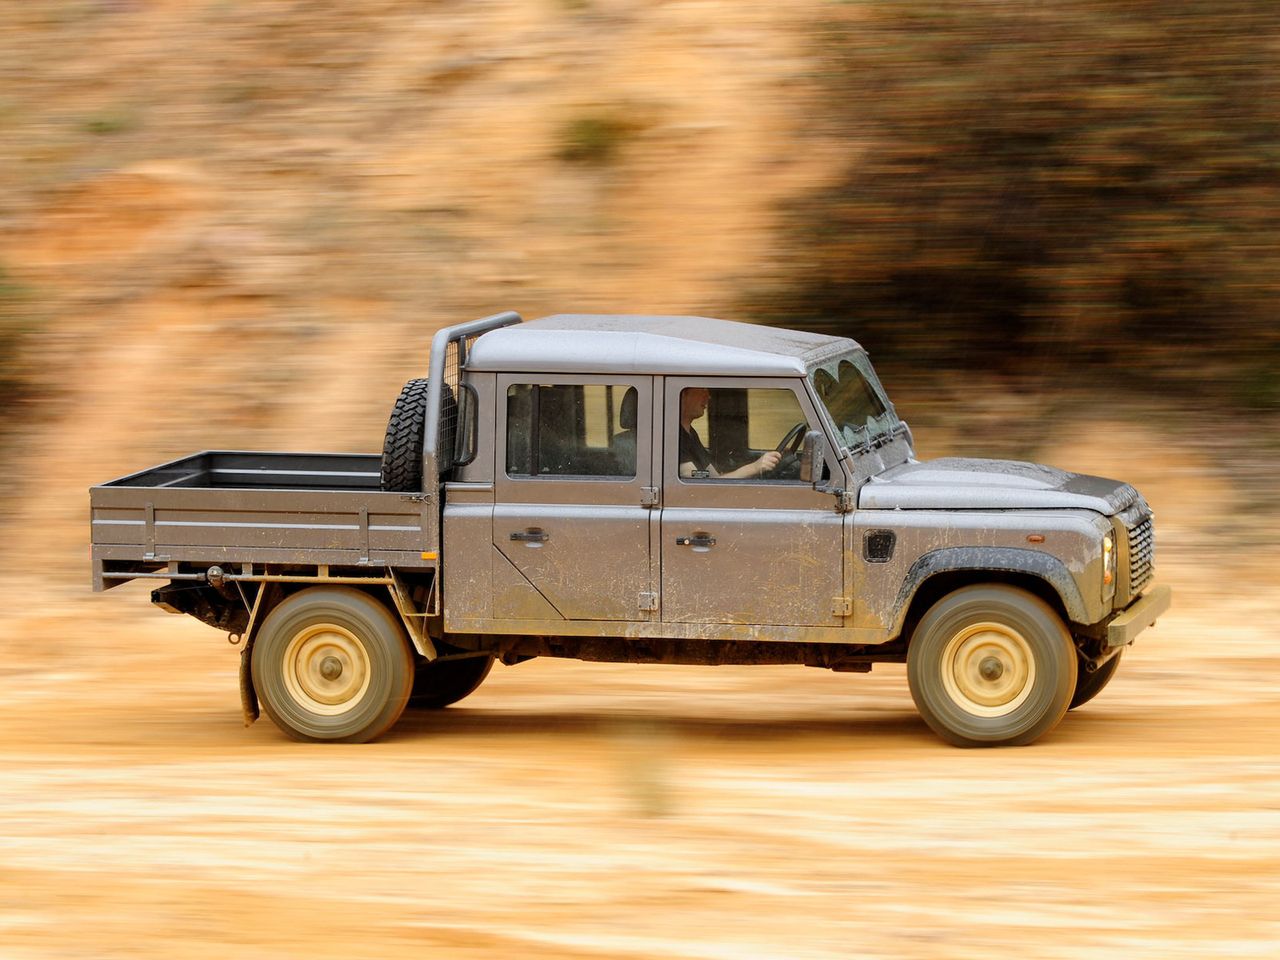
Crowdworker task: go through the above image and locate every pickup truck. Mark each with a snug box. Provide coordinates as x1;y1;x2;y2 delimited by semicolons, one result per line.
90;311;1170;746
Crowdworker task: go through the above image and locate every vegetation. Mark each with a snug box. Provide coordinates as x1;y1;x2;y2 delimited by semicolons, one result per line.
556;112;636;166
82;106;139;137
0;265;31;413
749;1;1280;409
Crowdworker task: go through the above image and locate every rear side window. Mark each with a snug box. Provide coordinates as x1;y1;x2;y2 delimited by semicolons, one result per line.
506;383;638;479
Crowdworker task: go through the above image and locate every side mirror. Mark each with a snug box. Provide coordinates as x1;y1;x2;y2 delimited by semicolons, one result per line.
800;429;826;485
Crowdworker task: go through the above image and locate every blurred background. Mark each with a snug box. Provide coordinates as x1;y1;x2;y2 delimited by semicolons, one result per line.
1;2;1278;958
1;0;1277;568
0;0;1274;563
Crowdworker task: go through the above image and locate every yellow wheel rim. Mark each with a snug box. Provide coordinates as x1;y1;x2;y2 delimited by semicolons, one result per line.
940;621;1036;718
282;622;371;716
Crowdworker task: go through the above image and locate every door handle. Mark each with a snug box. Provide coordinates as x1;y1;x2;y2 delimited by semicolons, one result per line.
675;535;716;548
510;528;549;543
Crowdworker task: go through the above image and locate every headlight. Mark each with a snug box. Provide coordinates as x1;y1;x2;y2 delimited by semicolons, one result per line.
1102;533;1115;586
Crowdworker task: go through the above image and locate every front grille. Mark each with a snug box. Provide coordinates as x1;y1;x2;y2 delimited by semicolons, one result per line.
1127;513;1155;594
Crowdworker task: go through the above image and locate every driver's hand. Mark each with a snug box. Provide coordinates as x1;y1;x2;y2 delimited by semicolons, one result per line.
756;450;782;476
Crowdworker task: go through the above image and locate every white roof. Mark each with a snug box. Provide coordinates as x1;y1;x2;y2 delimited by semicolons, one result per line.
465;314;857;376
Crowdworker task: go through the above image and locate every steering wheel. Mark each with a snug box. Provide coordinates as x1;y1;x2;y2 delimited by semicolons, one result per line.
768;422;808;479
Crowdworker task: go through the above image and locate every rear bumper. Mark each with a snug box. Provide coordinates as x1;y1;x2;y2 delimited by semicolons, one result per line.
1106;584;1171;648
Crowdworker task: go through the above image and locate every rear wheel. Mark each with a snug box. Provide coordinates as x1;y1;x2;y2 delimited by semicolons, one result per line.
907;585;1077;747
251;587;414;743
408;653;495;709
1069;649;1122;710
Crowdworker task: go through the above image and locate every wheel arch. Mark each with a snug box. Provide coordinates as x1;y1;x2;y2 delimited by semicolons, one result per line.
892;547;1086;647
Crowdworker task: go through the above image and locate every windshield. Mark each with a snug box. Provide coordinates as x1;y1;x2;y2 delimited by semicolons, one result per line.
809;352;900;452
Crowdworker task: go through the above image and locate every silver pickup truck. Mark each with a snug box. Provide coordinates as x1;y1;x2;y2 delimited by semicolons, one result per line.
90;311;1170;746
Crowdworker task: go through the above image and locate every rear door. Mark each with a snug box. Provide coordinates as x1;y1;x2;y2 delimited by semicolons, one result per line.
659;377;844;627
492;373;655;622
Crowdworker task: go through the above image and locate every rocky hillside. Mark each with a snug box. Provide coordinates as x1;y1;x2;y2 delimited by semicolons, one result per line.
0;0;831;574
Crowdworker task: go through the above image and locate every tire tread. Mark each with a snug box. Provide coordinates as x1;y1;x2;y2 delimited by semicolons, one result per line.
907;584;1077;747
380;378;430;492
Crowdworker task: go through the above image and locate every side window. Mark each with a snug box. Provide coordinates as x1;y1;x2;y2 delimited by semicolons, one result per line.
507;383;638;479
677;386;808;482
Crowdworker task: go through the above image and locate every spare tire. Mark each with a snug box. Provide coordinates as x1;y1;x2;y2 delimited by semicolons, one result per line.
380;378;456;492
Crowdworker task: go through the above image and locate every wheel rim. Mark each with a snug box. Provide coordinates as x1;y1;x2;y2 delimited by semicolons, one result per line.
281;622;372;716
940;621;1036;718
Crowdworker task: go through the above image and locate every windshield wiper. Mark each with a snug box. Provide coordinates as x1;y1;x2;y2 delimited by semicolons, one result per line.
870;422;910;449
883;421;911;444
842;424;872;454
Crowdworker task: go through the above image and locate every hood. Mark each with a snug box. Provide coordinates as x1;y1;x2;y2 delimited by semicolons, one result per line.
859;457;1139;515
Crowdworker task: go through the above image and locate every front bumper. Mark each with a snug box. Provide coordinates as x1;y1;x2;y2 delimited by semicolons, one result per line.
1106;584;1171;648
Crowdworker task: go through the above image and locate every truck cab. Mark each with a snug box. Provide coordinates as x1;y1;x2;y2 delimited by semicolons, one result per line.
442;315;863;637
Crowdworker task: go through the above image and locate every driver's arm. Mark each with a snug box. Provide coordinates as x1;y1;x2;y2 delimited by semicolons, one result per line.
717;450;781;479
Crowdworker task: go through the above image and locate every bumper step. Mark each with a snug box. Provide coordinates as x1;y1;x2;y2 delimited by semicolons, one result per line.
1107;584;1172;648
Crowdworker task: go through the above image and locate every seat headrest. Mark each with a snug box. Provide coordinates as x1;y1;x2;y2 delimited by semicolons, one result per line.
619;388;638;430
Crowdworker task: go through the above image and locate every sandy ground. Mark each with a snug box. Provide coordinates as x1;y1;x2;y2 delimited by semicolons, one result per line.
2;543;1278;960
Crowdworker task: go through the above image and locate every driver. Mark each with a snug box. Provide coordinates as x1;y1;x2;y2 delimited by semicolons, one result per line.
679;387;782;479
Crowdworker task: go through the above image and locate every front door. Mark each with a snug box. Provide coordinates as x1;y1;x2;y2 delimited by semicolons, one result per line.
659;377;844;627
492;373;654;622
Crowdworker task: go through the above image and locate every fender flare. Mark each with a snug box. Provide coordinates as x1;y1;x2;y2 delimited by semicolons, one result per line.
891;546;1088;637
236;583;275;728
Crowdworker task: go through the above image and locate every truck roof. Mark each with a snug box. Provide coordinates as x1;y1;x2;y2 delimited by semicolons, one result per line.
465;314;858;377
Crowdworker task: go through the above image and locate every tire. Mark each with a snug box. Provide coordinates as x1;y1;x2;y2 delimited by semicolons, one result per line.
408;653;495;710
251;587;414;743
1069;649;1122;710
907;585;1077;747
381;377;456;492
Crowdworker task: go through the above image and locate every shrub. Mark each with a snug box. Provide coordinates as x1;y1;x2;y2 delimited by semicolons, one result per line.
556;112;636;166
0;266;33;412
748;1;1280;405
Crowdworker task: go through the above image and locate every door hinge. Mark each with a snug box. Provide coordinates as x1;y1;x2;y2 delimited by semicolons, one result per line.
832;597;853;617
638;591;659;612
818;485;855;513
640;486;660;508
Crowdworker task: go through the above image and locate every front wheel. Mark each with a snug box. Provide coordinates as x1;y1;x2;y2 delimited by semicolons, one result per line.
1069;649;1122;710
907;585;1077;747
251;587;414;743
408;653;495;709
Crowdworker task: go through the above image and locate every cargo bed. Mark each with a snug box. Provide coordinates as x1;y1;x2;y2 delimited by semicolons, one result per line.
90;451;434;590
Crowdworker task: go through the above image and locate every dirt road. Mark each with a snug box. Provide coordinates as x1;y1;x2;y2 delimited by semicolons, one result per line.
2;545;1277;960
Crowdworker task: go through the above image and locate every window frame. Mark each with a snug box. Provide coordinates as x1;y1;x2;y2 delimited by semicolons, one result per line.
662;376;838;510
494;373;653;506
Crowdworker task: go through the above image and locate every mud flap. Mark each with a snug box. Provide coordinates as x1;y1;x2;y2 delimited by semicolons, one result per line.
239;643;259;727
